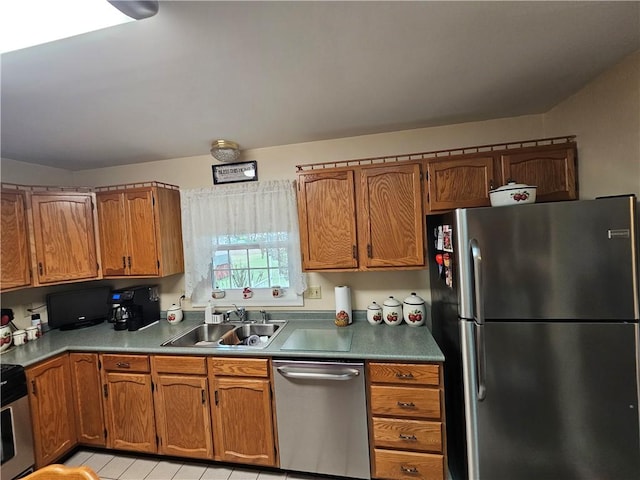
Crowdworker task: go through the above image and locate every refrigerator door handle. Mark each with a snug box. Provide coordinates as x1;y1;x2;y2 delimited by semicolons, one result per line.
471;239;487;401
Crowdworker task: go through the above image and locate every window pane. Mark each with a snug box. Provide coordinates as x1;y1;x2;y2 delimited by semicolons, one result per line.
251;269;269;287
229;250;248;268
248;248;267;268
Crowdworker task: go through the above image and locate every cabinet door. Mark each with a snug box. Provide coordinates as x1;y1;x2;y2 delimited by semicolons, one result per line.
30;193;100;283
154;374;213;459
1;190;31;290
426;156;494;211
500;146;577;202
26;355;77;467
96;192;128;276
103;372;156;453
360;163;424;268
124;190;159;275
69;353;106;446
297;171;358;270
211;377;276;466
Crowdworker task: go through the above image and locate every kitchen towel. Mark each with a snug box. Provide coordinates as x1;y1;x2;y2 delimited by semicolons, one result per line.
242;334;260;346
335;285;352;327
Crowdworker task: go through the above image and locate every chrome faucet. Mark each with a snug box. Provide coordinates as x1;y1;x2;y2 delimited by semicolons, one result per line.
259;310;268;324
226;304;247;323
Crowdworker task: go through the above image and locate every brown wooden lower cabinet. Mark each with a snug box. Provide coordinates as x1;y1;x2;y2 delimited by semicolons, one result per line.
374;449;444;480
26;354;77;467
209;357;277;467
152;356;214;460
368;361;446;480
69;353;106;446
101;354;156;454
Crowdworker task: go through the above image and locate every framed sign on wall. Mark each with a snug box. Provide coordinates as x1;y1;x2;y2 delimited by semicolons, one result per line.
212;161;258;185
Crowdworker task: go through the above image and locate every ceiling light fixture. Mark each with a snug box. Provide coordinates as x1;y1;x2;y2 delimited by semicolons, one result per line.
210;140;241;163
107;1;159;21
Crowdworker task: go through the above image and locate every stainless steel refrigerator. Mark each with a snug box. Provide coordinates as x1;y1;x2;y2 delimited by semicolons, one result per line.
427;195;640;480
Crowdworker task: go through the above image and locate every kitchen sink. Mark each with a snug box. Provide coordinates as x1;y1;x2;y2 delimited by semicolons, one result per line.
161;321;287;349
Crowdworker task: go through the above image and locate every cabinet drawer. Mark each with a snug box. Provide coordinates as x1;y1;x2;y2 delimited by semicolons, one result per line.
369;363;440;386
372;417;442;453
374;449;444;480
102;354;150;373
370;385;441;419
209;357;269;377
152;355;206;375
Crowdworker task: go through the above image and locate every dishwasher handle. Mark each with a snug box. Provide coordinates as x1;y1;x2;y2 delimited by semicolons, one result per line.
276;365;361;381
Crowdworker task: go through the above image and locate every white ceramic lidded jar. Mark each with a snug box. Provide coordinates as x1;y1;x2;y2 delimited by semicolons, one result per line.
383;296;403;326
367;302;383;325
403;292;426;327
167;304;183;324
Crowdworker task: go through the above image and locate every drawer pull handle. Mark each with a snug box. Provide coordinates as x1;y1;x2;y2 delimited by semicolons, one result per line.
397;401;416;408
396;372;414;379
400;466;419;474
116;362;131;368
399;433;417;441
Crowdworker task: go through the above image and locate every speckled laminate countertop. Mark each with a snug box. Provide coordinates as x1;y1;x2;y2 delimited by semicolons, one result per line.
0;316;444;367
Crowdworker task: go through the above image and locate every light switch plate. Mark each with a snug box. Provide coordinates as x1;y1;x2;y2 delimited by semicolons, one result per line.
306;286;322;299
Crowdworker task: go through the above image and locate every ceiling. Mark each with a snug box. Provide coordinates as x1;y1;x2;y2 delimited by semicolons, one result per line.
1;1;639;171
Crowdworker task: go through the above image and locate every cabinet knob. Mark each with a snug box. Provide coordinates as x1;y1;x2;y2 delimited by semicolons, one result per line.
122;256;126;268
397;401;416;408
395;372;415;380
116;362;130;368
399;433;417;441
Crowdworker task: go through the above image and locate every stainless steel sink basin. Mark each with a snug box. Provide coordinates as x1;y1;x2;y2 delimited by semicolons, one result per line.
161;321;287;349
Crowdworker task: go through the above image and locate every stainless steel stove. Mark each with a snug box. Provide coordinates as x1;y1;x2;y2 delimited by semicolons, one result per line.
1;363;35;479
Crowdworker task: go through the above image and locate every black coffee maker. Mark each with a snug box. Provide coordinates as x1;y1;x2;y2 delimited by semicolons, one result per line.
108;285;160;331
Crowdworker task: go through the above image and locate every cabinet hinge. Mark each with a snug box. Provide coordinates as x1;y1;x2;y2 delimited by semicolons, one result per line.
214;390;219;406
352;245;357;259
202;389;206;405
103;384;108;398
31;380;37;395
367;244;372;258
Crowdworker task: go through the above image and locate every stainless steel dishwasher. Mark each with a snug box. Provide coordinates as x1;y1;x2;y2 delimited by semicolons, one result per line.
272;360;371;479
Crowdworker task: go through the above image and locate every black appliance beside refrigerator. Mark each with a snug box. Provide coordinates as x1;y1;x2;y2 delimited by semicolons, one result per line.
427;195;640;480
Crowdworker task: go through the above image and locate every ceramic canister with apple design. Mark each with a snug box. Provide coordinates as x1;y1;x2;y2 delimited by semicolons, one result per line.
383;296;403;326
402;292;426;327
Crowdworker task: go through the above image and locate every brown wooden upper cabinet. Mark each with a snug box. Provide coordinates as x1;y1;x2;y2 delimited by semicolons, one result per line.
297;162;424;271
425;141;578;213
95;183;184;278
360;163;424;269
297;170;358;271
500;143;577;202
29;191;102;285
1;189;32;291
425;155;495;212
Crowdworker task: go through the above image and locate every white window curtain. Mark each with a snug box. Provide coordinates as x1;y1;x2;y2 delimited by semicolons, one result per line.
181;180;306;306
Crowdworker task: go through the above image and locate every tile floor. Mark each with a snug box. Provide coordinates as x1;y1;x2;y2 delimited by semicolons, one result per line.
63;449;330;480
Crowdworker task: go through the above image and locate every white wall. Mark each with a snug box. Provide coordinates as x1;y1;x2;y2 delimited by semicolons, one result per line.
544;51;640;199
0;157;73;185
1;50;638;323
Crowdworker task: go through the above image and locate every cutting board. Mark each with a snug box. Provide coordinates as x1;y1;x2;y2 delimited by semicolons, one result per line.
280;328;353;352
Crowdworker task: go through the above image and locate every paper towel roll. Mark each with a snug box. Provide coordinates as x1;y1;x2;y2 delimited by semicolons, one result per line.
335;285;352;327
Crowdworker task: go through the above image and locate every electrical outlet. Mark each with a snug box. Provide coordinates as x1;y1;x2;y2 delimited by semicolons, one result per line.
306;286;322;299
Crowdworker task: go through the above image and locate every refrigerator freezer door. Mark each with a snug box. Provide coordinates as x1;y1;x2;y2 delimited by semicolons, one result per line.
455;196;639;321
467;321;640;480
